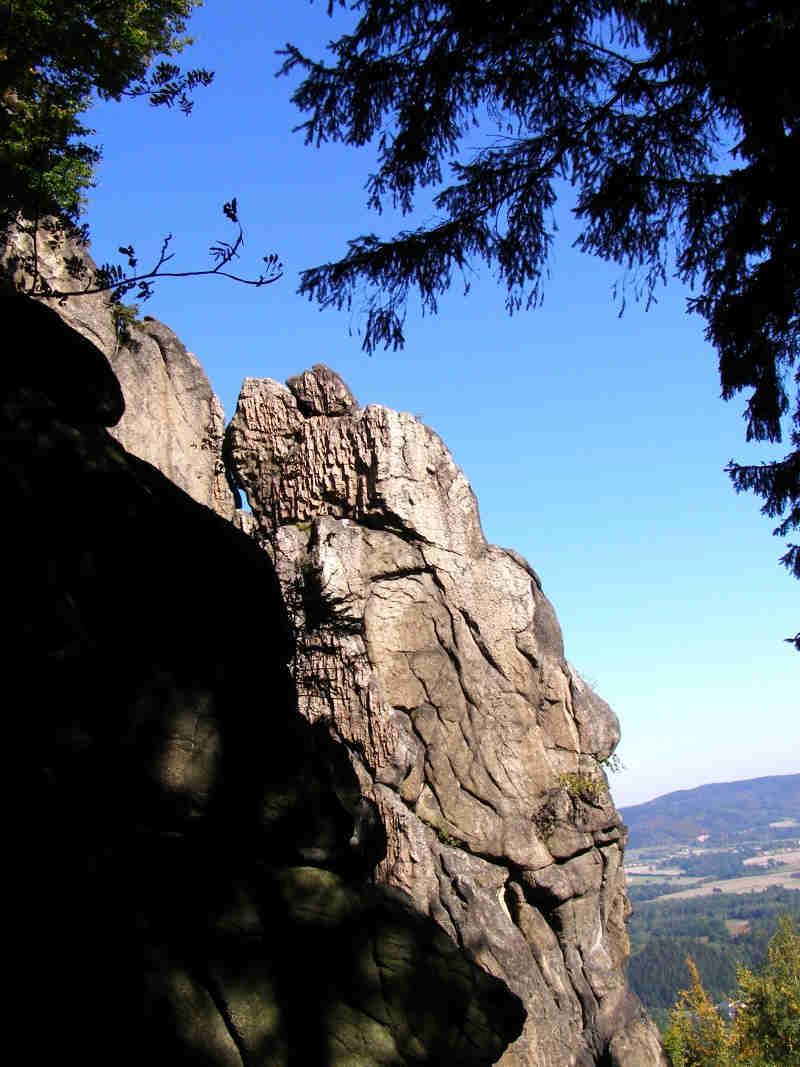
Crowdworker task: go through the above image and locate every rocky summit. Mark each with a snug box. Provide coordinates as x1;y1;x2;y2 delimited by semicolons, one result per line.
227;366;665;1067
7;224;666;1065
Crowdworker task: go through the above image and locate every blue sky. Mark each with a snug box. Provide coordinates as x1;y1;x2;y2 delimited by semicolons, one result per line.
82;1;797;807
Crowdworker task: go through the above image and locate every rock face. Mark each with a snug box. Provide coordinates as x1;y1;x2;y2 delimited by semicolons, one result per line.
1;220;235;518
109;314;236;519
5;213;666;1062
229;365;667;1067
6;294;524;1066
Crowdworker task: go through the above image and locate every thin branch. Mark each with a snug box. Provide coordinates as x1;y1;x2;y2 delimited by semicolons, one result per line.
18;203;283;302
40;266;284;298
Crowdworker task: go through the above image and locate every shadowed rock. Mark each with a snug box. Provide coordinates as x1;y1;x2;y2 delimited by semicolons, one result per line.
6;218;665;1063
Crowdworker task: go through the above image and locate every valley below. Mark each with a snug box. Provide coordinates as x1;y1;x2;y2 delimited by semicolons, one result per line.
625;844;800;901
620;774;799;1025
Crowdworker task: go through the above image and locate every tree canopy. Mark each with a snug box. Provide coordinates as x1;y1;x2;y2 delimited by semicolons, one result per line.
735;915;800;1065
662;916;800;1066
0;2;282;304
281;1;800;640
0;0;211;226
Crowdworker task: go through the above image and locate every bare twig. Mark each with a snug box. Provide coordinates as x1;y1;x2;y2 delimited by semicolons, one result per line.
17;200;282;303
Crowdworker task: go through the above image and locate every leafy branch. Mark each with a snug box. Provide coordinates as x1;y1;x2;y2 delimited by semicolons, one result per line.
119;61;215;116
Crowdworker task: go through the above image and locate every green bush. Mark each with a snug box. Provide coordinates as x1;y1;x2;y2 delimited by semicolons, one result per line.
559;772;603;805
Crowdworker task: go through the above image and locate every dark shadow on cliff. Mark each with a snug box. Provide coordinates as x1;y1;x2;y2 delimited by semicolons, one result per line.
4;288;523;1066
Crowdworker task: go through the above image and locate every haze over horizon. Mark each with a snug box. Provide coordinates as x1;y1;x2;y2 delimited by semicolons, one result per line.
81;1;796;808
619;770;800;812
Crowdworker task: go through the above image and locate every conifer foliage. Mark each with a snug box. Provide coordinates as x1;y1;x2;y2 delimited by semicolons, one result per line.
663;917;800;1066
663;956;734;1067
282;1;800;634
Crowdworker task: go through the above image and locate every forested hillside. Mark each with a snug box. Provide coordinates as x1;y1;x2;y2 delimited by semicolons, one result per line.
622;774;799;848
623;775;800;1031
628;886;800;1026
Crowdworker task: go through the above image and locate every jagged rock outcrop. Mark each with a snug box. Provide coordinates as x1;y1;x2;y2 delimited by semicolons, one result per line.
1;220;235;517
229;365;667;1067
6;213;666;1062
6;293;524;1066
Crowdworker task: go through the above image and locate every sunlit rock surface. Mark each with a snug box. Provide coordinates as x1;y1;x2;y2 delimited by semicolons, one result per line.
229;365;667;1067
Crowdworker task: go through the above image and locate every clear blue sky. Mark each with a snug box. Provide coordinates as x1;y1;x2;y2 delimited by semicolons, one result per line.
82;1;797;808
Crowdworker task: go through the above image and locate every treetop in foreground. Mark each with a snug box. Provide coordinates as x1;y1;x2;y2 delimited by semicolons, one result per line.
663;915;800;1066
0;1;211;226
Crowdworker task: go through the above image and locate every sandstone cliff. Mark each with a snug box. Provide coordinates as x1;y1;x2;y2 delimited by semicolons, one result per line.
227;366;667;1067
5;224;666;1065
6;289;522;1067
1;221;235;518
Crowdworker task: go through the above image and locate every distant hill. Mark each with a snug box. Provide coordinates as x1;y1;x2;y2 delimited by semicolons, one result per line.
621;773;800;849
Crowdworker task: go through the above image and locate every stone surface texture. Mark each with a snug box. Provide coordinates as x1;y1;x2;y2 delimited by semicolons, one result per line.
6;216;666;1063
1;220;235;518
7;293;523;1067
228;366;667;1067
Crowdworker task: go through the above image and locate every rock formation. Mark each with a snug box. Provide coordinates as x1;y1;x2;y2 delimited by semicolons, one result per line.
228;365;667;1067
5;219;666;1063
1;220;235;518
6;290;523;1067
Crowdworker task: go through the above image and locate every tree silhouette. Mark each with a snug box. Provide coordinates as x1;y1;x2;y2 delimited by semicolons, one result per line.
281;1;800;642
